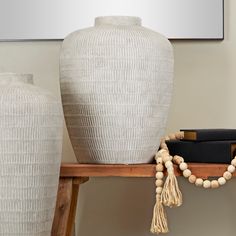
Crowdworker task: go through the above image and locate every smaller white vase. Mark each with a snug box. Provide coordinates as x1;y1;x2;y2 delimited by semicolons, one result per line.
0;73;63;236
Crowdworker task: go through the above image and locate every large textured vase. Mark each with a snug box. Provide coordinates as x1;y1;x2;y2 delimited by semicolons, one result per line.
60;16;173;164
0;73;63;235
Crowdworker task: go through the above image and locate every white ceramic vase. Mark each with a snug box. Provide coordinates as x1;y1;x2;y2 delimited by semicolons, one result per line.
0;73;63;236
60;16;174;164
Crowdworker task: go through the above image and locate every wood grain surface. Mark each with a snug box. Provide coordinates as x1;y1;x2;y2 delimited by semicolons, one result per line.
60;163;235;179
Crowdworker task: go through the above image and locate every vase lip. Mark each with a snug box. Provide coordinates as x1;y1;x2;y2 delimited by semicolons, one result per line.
0;72;34;85
95;16;142;27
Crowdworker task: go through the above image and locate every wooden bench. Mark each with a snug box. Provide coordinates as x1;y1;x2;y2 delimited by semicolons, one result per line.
51;163;235;236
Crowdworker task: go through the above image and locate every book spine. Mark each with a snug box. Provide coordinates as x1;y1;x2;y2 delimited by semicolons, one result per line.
181;129;236;141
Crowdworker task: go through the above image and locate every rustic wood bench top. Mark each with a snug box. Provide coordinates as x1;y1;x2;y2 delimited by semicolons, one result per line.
51;163;235;236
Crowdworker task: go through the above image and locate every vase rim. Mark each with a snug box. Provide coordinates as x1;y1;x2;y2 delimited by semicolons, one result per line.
0;72;34;85
95;16;142;27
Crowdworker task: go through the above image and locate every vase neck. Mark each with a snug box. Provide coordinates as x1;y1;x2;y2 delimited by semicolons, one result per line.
0;73;33;85
95;16;142;27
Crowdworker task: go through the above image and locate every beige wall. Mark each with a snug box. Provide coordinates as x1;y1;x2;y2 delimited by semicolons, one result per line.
0;1;236;236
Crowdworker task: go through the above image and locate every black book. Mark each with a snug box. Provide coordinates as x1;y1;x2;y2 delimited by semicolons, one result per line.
166;140;236;163
180;129;236;141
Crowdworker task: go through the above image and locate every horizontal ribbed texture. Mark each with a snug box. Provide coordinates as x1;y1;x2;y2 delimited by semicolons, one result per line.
0;74;63;235
60;16;173;164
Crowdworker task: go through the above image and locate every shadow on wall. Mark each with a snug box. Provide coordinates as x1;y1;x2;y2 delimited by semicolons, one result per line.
76;177;155;236
76;177;236;236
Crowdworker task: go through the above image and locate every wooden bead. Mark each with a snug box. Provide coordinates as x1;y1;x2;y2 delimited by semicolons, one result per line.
179;162;188;171
156;187;163;194
188;175;197;184
175;131;184;140
195;178;203;187
159;141;165;146
160;138;165;144
156;157;163;164
218;177;226;186
162;154;171;163
165;136;170;141
167;166;174;173
203;180;211;189
165;160;173;168
231;158;236;167
173;155;184;165
211;180;219;189
156;149;167;157
156;172;164;179
173;155;178;162
155;179;163;187
155;150;163;158
160;143;168;150
183;169;191;178
169;133;176;140
227;165;236;173
156;164;164;172
160;149;169;156
223;171;232;180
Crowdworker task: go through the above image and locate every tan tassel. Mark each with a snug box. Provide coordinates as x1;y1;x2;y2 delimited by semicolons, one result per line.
150;194;169;234
150;133;183;235
161;170;182;207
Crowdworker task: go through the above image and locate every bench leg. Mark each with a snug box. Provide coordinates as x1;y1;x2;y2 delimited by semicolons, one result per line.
51;177;89;236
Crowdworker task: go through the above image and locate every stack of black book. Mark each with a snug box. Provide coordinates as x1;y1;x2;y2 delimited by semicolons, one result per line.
166;129;236;164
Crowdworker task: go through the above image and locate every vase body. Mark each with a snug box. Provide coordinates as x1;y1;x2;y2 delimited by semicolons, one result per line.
0;73;63;235
60;16;173;164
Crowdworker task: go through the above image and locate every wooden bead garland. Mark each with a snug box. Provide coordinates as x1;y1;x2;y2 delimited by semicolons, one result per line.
151;134;183;234
151;131;236;235
175;157;236;189
211;180;219;189
231;158;236;166
227;165;235;173
203;180;211;189
183;169;191;178
173;155;184;165
179;162;188;171
151;154;169;234
156;163;164;172
218;177;226;185
156;179;164;187
188;175;197;184
159;131;236;190
195;178;203;187
223;171;232;180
